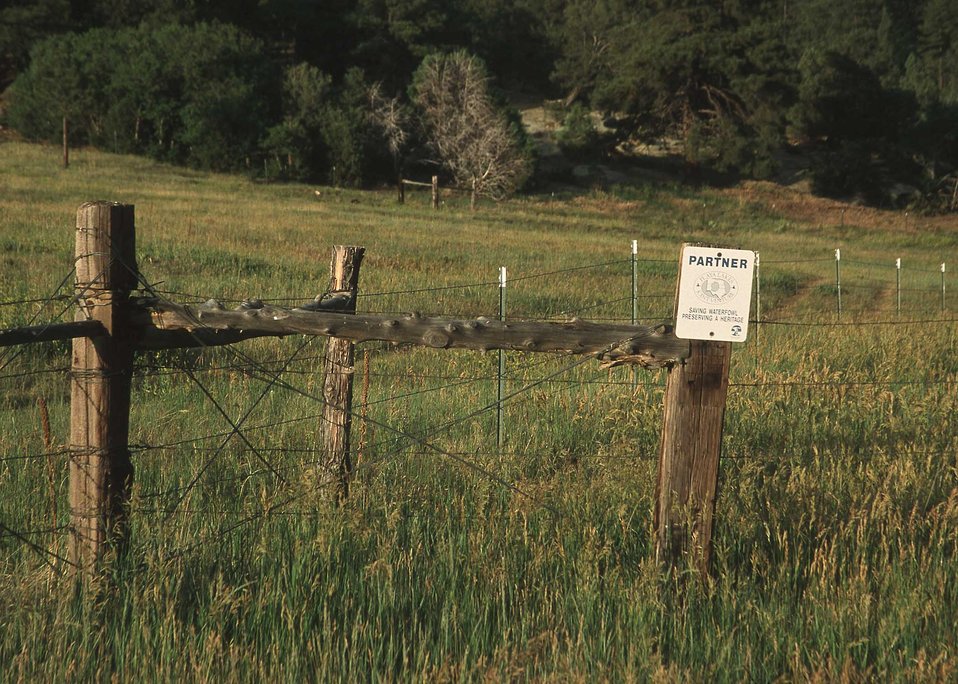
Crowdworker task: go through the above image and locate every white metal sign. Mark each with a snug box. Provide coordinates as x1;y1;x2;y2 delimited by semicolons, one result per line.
675;246;755;342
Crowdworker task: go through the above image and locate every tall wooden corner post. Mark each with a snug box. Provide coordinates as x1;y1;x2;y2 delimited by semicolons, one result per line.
655;244;753;578
320;246;365;500
70;202;136;574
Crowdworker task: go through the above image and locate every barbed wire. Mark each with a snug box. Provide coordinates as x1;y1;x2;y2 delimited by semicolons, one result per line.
184;329;649;515
147;287;241;304
152;333;319;516
120;269;590;519
131;257;661;306
6;363;955;465
839;282;940;292
0;294;75;308
0;366;904;469
0;448;72;464
103;259;333;519
0;520;75;573
0;522;70;538
844;259;946;273
0;366;71;381
145;348;626;559
509;258;631;284
354;308;499;318
229;359;601;469
756;316;958;327
0;265;80;373
358;281;497;299
730;377;958;389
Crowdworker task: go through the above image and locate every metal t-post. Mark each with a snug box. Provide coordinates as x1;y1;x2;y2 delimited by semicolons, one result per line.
835;249;842;320
755;251;762;346
896;258;901;317
497;266;506;450
631;240;638;387
942;263;947;312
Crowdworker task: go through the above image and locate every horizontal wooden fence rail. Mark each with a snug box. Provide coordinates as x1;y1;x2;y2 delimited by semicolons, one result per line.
0;303;691;368
140;300;691;366
398;176;440;208
398;176;484;209
0;320;106;347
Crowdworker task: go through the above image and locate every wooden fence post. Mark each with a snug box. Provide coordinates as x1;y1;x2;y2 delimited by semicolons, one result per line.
398;176;405;204
320;245;365;500
654;245;733;578
654;340;731;576
69;202;136;574
431;175;439;209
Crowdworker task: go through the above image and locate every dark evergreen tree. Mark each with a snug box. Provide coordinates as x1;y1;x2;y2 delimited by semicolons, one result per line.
0;0;71;91
790;50;920;203
904;0;958;105
549;0;793;176
6;29;104;144
7;22;275;170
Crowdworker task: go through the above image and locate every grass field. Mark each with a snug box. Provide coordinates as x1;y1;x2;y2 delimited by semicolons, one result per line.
1;140;957;681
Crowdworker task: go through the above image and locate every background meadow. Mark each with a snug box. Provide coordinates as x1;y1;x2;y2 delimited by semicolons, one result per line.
1;141;956;681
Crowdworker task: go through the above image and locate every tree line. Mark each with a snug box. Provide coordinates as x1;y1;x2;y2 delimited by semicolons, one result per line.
1;0;956;210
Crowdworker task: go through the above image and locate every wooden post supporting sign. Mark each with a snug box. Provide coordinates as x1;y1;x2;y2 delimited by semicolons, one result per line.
654;243;748;577
654;338;731;576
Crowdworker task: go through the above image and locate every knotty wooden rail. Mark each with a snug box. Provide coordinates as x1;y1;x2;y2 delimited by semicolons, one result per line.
140;300;690;367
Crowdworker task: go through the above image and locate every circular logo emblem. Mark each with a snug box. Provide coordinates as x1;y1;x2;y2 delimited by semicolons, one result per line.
694;271;738;304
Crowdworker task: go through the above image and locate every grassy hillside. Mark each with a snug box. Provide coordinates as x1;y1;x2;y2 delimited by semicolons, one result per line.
1;141;957;681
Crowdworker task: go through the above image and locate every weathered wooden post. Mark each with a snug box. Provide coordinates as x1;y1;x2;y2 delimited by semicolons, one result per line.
654;244;752;578
69;202;136;573
654;339;731;577
319;245;365;499
398;177;405;204
431;175;439;209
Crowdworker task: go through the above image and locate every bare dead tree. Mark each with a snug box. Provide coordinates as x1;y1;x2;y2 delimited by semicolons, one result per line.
367;82;409;182
410;51;531;205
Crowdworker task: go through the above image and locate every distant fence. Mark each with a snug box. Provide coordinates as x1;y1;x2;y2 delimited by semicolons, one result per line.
398;175;487;209
0;201;955;583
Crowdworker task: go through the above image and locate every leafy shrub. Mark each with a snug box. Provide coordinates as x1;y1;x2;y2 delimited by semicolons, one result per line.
262;65;385;186
556;103;598;160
